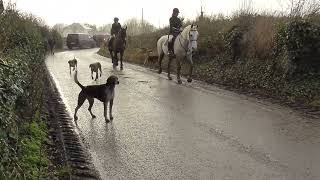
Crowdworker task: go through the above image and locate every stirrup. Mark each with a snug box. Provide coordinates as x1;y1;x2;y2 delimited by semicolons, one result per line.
168;51;175;58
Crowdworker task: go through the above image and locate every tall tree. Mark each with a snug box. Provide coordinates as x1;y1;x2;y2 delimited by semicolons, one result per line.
0;0;4;14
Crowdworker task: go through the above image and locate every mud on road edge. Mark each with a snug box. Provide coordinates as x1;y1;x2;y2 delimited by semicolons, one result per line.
44;66;101;180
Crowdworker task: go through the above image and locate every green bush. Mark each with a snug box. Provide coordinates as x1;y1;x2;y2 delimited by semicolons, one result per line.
286;19;320;73
224;25;244;61
0;4;56;179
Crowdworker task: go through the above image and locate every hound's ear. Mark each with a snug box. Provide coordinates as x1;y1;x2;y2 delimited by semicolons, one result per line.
191;24;194;28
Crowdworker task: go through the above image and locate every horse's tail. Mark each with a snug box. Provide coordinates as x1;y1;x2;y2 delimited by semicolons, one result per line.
74;70;84;89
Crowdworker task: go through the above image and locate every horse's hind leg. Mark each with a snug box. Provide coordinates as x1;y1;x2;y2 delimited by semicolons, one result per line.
167;57;173;80
176;58;182;84
109;49;114;64
158;52;164;74
114;51;119;66
120;50;124;70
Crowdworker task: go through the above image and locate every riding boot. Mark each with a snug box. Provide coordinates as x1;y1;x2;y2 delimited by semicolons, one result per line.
108;37;114;49
168;37;176;58
168;42;173;57
168;48;175;58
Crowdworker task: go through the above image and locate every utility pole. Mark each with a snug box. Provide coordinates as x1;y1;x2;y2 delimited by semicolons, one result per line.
141;8;144;35
200;0;204;19
0;0;4;14
201;5;204;18
141;8;144;25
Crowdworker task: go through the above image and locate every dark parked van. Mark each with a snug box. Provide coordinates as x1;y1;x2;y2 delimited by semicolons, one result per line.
66;33;96;49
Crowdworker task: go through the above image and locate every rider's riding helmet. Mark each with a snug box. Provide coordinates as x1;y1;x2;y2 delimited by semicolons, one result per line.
114;17;119;22
173;8;180;13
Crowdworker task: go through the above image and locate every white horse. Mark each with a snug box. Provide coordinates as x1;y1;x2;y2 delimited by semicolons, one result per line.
157;24;199;84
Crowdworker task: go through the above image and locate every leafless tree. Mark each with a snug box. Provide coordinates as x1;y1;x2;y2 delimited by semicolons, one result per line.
124;18;155;36
52;23;66;34
0;0;4;14
277;0;320;17
98;24;112;34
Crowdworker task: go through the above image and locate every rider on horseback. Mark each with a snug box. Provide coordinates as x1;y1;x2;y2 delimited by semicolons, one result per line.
168;8;182;57
108;17;122;48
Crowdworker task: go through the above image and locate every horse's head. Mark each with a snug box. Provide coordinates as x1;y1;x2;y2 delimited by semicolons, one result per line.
189;24;199;53
120;26;127;40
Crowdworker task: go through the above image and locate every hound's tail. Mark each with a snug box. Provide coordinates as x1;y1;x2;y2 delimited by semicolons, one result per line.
74;70;84;89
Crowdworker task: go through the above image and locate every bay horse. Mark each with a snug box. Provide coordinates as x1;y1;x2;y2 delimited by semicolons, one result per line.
108;27;127;70
157;24;199;84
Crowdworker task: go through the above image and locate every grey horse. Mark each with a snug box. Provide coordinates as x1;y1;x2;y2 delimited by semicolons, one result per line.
157;24;199;84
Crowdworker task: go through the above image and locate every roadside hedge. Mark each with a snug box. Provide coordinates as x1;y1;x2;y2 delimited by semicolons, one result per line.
0;5;61;179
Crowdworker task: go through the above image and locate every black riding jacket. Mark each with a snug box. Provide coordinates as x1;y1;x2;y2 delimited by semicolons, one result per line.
111;22;121;36
169;16;182;35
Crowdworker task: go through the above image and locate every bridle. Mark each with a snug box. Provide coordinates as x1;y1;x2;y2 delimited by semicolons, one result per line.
116;29;126;44
178;29;198;54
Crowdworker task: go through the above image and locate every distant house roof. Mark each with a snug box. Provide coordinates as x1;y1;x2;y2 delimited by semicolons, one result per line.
62;23;94;37
79;23;92;30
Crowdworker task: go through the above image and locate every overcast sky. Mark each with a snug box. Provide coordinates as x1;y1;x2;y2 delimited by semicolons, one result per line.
5;0;285;27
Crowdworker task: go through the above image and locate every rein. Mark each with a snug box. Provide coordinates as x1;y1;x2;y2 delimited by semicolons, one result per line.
178;29;197;54
178;35;188;53
115;30;126;46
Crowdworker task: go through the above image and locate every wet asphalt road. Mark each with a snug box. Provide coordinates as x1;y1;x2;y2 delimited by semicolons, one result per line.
46;49;320;180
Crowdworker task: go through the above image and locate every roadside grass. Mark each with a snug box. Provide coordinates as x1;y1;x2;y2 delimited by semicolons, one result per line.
19;117;49;178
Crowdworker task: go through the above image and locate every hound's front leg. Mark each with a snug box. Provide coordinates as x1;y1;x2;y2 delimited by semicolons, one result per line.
109;99;113;121
95;71;98;81
91;69;94;80
104;102;109;123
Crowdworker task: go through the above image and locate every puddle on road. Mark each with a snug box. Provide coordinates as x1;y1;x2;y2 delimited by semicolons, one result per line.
138;80;149;83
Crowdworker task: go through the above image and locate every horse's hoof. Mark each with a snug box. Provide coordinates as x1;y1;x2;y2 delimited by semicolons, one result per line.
168;76;172;80
120;67;123;70
105;119;110;123
187;78;192;83
158;69;162;74
177;79;182;84
92;115;96;119
110;116;114;121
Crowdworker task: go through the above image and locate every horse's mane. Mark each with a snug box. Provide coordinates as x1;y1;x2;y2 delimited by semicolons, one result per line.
181;25;197;40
